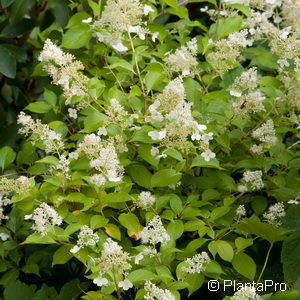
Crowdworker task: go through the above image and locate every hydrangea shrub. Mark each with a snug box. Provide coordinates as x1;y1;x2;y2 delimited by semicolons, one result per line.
1;0;300;299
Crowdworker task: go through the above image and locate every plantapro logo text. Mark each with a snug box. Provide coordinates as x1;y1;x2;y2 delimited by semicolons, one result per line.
208;279;287;292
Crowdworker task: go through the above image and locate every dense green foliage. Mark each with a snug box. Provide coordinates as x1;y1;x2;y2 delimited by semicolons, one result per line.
1;0;300;299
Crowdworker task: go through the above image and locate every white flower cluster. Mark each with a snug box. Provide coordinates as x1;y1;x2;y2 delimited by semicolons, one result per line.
28;203;62;236
236;204;246;218
136;191;156;208
182;252;211;274
94;0;154;51
263;202;286;226
242;170;264;191
0;176;31;195
90;174;106;187
231;286;261;300
70;225;99;253
135;246;157;264
252;120;277;144
140;216;170;246
104;98;130;129
89;145;124;182
38;39;88;102
38;39;74;65
50;155;71;179
94;238;132;287
77;134;124;183
0;193;10;224
229;68;265;115
144;281;175;300
0;232;9;241
250;144;264;155
17;112;63;153
146;78;214;157
164;38;198;77
208;29;252;74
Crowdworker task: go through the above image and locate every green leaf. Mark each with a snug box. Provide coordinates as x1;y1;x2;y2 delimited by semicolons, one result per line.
271;290;300;300
44;89;57;106
138;145;159;168
215;240;234;262
183;78;202;103
9;0;34;24
225;4;251;16
90;215;108;229
164;148;183;161
144;63;166;91
4;280;35;300
186;273;204;296
33;284;58;300
22;263;40;276
66;12;90;28
235;216;290;243
119;213;142;237
188;0;216;4
127;270;157;283
232;252;256;280
52;245;73;266
88;0;100;16
104;224;121;240
126;164;152;189
167;220;184;240
101;192;132;203
1;0;14;8
0;269;19;286
57;279;89;300
166;6;188;18
22;233;56;244
0;146;16;170
108;56;134;73
0;45;16;78
235;237;253;253
169;195;183;215
192;155;221;169
48;0;70;27
244;47;278;70
82;108;106;132
282;230;300;284
62;25;92;49
25;102;52;114
217;16;243;39
131;126;155;143
36;156;59;165
151;169;182;187
210;206;231;221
